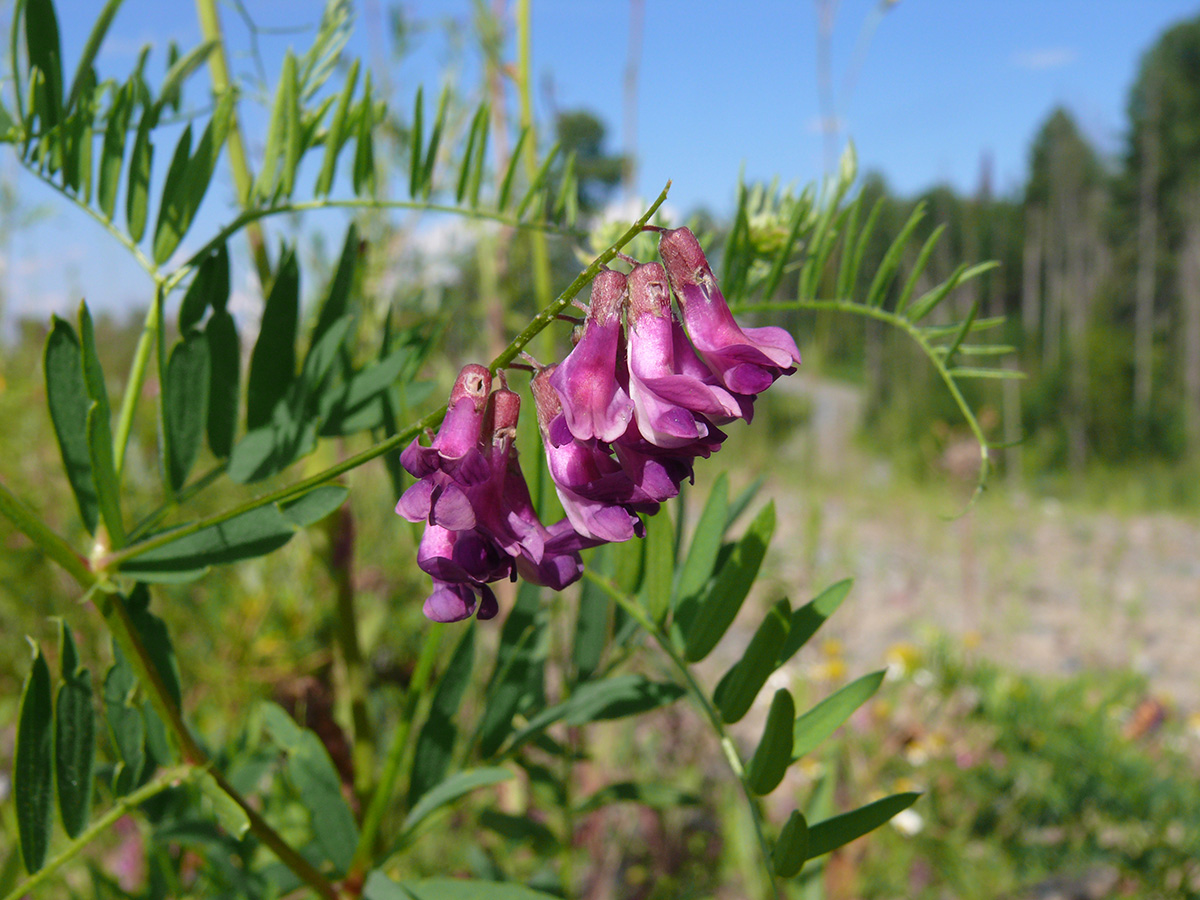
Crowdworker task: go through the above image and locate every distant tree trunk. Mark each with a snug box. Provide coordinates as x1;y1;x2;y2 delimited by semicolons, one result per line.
1134;79;1160;430
1022;206;1043;342
1181;195;1200;453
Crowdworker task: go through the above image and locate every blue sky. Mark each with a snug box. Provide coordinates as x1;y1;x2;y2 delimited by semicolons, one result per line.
4;0;1199;323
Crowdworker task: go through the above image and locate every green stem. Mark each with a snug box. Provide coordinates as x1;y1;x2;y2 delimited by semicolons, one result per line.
97;587;340;900
0;479;95;587
515;0;555;362
583;570;781;899
105;187;669;573
737;297;993;503
164;197;586;294
113;283;163;480
326;502;375;802
127;461;228;542
349;624;444;879
0;765;201;900
194;0;273;288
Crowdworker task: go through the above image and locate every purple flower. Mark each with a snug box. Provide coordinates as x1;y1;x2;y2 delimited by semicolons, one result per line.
626;261;745;448
532;368;654;543
658;227;801;395
399;366;589;622
424;580;499;623
396;364;492;529
548;269;635;443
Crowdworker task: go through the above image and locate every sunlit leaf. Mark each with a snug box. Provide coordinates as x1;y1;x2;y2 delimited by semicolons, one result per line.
246;249;299;429
315;59;358;197
65;0;123;114
44;317;98;532
163;330;211;491
684;502;774;663
773;810;808;878
805;792;920;860
673;471;729;617
777;579;852;668
746;688;794;795
714;598;791;724
639;506;673;624
792;670;885;760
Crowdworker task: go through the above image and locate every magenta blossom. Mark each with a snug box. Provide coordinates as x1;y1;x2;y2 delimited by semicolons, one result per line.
532;368;655;543
626;261;745;448
399;366;589;622
658;227;801;395
549;269;635;443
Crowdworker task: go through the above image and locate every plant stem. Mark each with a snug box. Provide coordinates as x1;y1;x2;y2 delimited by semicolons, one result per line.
0;479;95;588
194;0;273;288
97;588;340;900
0;765;200;900
515;0;555;363
348;623;444;880
583;570;781;899
113;283;163;480
326;502;376;802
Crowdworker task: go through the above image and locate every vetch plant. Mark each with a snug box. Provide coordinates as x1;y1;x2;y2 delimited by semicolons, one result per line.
0;2;1018;898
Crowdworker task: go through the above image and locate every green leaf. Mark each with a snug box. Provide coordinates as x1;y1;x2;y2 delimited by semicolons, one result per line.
150;122;193;264
746;688;794;795
24;0;64;128
179;243;229;331
673;472;729;618
198;771;250;839
125;103;155;243
479;810;557;850
714;598;791;724
455;104;487;204
515;144;559;219
792;670;885;760
506;675;685;752
477;582;544;758
639;506;673;624
15;642;53;874
261;702;357;872
118;486;347;580
204;309;239;458
44;317;98;532
805;792;920;860
365;875;563;900
352;71;375;195
572;567;609;684
575;781;699;815
126;585;182;709
317;351;418;436
408;85;423;198
496;127;528;212
420;85;450;198
155;40;216;113
163;331;211;491
86;402;123;545
55;621;95;838
409;626;475;806
894;223;946;316
402;767;512;835
865;202;924;308
65;0;123;114
315;59;358;197
103;643;145;795
946;365;1025;380
725;475;765;530
778;579;852;668
684;502;775;663
97;82;131;220
246;249;299;429
281;54;302;198
773;810;809;878
312;223;359;348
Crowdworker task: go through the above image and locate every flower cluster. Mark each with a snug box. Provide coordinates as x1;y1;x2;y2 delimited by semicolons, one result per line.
397;227;800;622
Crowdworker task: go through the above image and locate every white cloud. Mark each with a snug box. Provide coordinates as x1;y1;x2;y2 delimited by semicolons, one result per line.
1012;47;1078;71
